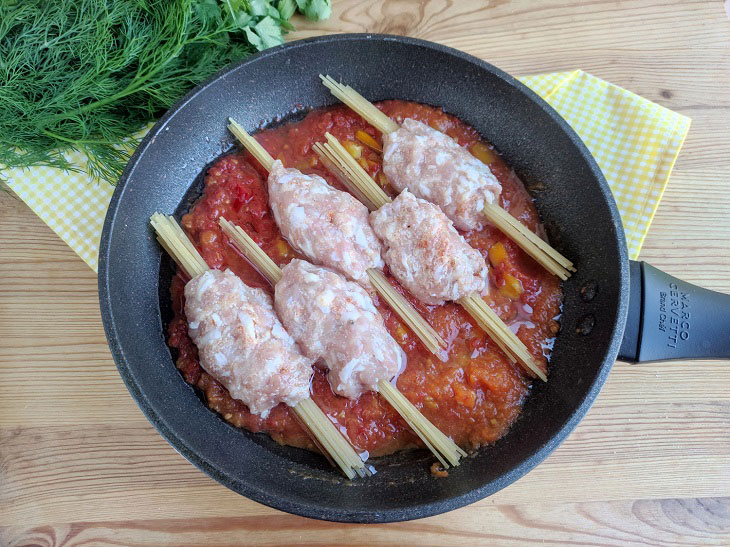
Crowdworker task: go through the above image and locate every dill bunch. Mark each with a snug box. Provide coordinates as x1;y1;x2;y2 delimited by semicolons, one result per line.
0;0;330;185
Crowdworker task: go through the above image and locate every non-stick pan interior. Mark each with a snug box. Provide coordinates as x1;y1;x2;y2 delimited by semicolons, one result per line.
99;34;629;522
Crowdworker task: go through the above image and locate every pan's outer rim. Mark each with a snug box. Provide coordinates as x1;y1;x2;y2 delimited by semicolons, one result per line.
98;33;630;523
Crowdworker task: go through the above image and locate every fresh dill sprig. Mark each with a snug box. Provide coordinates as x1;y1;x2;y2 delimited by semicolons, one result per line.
0;0;330;186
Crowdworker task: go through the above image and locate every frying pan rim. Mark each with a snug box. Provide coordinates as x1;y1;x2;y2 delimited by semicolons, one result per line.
98;33;630;523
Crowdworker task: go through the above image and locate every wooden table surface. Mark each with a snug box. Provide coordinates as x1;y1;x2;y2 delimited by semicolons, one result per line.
2;1;729;545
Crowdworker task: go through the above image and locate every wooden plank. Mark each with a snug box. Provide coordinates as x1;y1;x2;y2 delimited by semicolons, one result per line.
1;395;728;525
2;498;728;546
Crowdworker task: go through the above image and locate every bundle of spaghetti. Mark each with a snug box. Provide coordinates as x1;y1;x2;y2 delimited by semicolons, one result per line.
319;75;575;281
481;204;575;279
313;135;546;382
220;217;466;468
150;213;371;479
227;118;445;358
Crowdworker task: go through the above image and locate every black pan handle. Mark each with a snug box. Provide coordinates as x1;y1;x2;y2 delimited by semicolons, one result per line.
618;260;730;362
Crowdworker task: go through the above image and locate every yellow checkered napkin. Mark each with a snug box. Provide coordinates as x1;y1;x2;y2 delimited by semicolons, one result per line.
519;70;690;258
6;150;115;271
3;70;690;272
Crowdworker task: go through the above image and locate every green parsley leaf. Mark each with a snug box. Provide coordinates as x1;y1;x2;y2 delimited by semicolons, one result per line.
253;16;285;49
296;0;331;20
277;0;297;19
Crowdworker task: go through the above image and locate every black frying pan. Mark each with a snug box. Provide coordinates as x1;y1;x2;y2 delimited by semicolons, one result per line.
98;34;730;523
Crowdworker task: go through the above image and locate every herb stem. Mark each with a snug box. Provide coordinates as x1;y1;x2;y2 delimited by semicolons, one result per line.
40;129;116;146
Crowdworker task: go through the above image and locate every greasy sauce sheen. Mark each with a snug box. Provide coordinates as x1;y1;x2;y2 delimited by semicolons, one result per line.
167;101;563;457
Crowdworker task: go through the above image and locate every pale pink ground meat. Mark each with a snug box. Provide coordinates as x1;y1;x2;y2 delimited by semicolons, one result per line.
274;259;406;399
370;190;488;305
382;118;502;231
184;269;313;417
268;160;384;286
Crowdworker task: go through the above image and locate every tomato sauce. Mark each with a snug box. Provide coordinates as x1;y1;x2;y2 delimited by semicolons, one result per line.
167;101;563;457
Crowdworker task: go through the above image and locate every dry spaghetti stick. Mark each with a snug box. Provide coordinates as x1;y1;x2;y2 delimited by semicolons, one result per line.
319;74;574;280
482;204;575;279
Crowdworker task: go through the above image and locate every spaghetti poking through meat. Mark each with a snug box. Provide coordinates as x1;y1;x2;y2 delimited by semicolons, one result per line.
228;118;445;357
315;133;545;380
320;75;575;280
152;213;371;479
220;218;465;468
